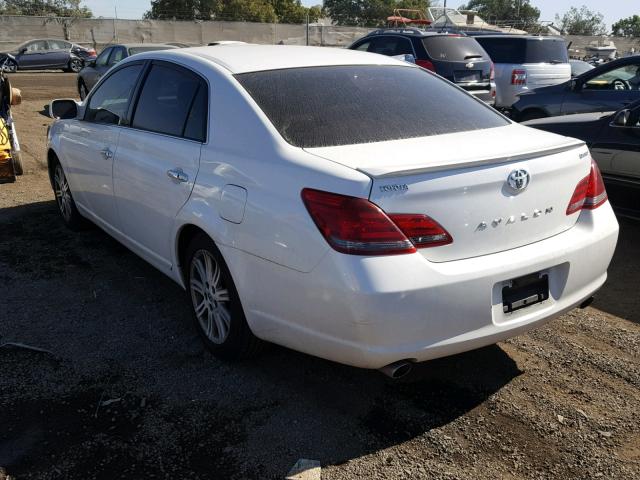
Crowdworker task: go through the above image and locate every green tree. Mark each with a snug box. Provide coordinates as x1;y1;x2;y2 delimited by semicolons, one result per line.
324;0;431;27
611;15;640;37
458;0;540;24
0;0;92;17
555;5;606;36
144;0;217;20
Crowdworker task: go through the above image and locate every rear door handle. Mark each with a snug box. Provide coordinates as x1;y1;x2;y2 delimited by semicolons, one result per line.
100;147;113;159
167;168;188;183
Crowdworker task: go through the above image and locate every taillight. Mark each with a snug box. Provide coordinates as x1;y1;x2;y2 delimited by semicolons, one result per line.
416;59;436;72
301;189;452;256
490;61;495;81
566;159;608;215
88;48;96;56
511;69;527;85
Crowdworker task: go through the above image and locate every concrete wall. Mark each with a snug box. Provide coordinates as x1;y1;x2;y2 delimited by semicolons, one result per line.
0;15;638;56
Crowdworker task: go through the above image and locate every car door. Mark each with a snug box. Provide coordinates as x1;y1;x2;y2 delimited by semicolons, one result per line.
46;40;71;68
113;61;206;270
58;63;144;229
16;40;49;69
563;62;640;114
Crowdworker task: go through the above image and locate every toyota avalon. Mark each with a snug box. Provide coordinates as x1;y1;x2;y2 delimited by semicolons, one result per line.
46;45;619;376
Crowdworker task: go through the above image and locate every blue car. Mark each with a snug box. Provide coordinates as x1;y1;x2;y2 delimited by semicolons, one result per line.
513;56;640;121
0;39;96;73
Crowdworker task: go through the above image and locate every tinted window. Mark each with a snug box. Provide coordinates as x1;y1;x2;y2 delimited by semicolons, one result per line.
183;85;208;142
422;36;488;61
353;40;372;51
86;64;142;125
368;37;414;56
476;37;568;64
236;65;508;148
109;47;125;65
95;48;111;67
132;64;203;138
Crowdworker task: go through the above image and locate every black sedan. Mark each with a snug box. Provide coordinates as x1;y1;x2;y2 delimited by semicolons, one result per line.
0;39;96;73
524;100;640;218
513;56;640;121
77;43;177;99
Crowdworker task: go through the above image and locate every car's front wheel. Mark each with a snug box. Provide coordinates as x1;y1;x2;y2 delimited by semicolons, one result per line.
52;161;85;230
67;58;83;73
78;80;88;100
3;59;17;73
185;233;263;360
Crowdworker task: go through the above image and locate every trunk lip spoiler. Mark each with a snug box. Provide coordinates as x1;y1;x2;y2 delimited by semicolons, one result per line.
358;140;586;179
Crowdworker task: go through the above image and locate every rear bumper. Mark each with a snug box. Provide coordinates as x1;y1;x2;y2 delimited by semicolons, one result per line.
468;89;495;105
224;203;619;369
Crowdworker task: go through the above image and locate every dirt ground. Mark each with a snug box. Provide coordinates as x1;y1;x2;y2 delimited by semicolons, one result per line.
0;72;639;480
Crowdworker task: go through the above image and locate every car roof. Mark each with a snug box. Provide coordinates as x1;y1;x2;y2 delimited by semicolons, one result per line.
112;43;179;49
475;35;564;40
365;28;459;38
145;44;405;74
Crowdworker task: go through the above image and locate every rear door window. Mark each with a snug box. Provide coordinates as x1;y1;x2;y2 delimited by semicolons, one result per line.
236;65;508;148
476;37;568;64
475;37;524;63
131;63;206;140
422;36;488;61
523;39;568;64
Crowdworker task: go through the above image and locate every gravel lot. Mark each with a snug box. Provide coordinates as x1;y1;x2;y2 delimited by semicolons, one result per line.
0;72;639;480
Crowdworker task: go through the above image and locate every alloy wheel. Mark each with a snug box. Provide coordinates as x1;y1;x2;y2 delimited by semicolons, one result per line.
54;165;72;222
70;59;82;73
190;250;232;344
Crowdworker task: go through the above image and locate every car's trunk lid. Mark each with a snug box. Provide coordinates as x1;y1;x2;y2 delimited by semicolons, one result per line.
305;124;589;262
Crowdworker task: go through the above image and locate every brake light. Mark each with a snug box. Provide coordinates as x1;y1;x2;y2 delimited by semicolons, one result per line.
566;160;608;215
490;61;495;81
301;189;452;255
416;59;435;72
511;69;527;85
88;48;96;56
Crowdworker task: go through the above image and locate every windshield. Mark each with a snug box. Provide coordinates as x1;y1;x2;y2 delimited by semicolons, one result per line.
476;37;569;64
235;65;508;148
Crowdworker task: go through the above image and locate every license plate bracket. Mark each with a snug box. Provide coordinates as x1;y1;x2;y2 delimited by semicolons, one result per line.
502;272;549;314
454;70;481;82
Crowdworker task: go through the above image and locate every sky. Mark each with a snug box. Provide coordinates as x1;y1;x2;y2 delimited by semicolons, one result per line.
84;0;636;30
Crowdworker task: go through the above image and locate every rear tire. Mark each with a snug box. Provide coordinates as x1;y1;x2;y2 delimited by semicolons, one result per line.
185;233;263;360
67;58;83;73
52;160;86;230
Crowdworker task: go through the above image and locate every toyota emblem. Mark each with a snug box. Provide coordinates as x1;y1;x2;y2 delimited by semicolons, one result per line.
507;169;530;192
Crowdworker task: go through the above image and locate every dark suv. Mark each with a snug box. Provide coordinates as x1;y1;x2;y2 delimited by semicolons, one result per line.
349;29;495;105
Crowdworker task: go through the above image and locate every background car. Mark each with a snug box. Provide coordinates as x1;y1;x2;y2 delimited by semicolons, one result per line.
524;100;640;218
570;59;594;77
348;29;496;105
0;39;96;73
472;35;570;110
77;43;178;99
513;56;640;121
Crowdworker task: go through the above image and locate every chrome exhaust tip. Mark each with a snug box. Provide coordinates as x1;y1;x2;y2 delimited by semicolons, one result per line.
379;360;413;379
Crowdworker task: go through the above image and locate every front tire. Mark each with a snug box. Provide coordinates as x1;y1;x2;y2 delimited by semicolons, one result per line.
78;80;88;100
3;59;17;73
185;234;263;360
52;161;85;230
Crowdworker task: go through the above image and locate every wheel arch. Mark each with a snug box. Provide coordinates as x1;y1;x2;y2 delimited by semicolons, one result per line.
47;148;59;188
176;224;211;285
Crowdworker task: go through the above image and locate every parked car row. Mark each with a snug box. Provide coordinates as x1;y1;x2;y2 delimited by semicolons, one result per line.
46;44;619;375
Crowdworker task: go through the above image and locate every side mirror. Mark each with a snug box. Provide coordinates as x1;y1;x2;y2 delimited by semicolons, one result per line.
611;109;630;127
392;54;416;64
48;99;79;119
570;79;581;91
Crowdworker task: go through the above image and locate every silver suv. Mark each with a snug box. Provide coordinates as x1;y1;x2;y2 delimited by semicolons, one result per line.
473;35;570;109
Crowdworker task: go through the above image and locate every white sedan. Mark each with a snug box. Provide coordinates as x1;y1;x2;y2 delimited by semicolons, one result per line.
47;45;619;377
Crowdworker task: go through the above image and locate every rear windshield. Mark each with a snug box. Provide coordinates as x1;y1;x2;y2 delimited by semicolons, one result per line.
475;37;568;64
235;65;508;148
422;36;489;62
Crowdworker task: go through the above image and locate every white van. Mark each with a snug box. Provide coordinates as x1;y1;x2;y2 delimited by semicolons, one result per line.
474;35;571;109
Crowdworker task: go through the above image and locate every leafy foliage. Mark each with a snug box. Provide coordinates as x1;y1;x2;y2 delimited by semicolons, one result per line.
144;0;321;23
611;15;640;37
324;0;430;27
458;0;540;24
0;0;92;17
555;5;606;36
